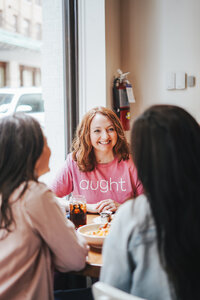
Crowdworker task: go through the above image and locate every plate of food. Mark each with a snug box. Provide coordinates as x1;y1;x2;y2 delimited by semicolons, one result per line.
77;223;111;248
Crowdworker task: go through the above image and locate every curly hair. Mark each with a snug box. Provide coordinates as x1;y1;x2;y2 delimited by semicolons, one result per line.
72;106;130;172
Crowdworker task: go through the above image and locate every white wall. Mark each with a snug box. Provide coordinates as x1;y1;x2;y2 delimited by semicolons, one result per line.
120;0;200;123
105;0;121;109
106;0;200;124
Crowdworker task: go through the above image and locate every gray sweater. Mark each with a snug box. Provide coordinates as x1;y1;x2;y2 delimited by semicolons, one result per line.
100;195;172;300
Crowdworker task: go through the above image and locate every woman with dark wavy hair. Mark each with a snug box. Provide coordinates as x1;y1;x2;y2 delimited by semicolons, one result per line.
0;113;88;300
100;105;200;300
51;106;143;213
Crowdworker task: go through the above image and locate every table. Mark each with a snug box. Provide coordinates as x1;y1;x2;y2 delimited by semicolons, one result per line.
86;214;102;277
73;214;102;278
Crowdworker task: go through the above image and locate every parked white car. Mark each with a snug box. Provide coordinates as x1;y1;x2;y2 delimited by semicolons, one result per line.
0;87;44;128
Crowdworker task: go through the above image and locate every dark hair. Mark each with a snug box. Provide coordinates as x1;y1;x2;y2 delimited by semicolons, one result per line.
131;105;200;300
0;113;44;231
72;106;129;171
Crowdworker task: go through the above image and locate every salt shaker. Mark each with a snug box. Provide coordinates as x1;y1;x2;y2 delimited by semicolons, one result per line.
100;211;112;223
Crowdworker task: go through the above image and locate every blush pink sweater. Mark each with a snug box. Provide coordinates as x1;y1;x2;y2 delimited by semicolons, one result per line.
0;181;88;300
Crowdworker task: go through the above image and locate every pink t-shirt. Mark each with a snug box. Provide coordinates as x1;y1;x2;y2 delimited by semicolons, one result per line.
51;153;143;204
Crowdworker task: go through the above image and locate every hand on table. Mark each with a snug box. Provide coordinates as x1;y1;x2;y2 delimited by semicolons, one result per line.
86;203;99;213
56;197;120;214
95;199;120;213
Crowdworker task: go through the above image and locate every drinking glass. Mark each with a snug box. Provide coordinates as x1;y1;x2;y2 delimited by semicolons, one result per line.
69;195;87;228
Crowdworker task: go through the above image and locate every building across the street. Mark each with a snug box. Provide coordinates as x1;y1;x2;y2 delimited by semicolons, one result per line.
0;0;42;88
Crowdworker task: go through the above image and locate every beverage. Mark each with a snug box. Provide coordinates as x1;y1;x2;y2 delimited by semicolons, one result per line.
69;195;87;228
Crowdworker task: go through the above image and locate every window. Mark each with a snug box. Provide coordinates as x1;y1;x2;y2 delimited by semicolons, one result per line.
0;94;13;106
16;94;44;113
35;23;42;40
0;93;14;114
20;65;41;86
12;15;18;32
0;10;3;27
34;68;41;86
0;62;6;87
23;19;31;37
21;68;33;86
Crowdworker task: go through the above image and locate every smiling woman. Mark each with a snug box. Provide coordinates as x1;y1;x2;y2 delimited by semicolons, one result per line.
50;106;143;213
90;113;118;164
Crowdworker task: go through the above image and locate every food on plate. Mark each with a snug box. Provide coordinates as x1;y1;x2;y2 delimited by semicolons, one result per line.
86;223;110;237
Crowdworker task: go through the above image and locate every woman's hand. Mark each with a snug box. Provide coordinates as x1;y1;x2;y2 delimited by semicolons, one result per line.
95;199;120;213
86;203;99;213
